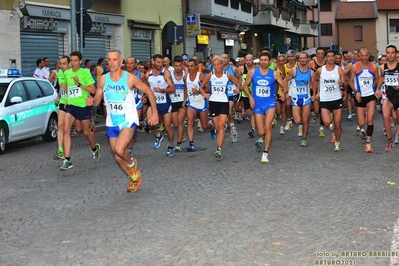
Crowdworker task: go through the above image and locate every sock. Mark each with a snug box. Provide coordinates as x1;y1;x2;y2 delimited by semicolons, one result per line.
190;141;194;145
127;158;135;168
177;142;181;146
66;157;71;161
58;147;63;152
264;150;268;153
92;147;97;152
367;124;374;137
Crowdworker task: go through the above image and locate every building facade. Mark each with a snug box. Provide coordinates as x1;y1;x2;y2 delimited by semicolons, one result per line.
0;0;125;76
376;0;399;55
335;0;378;57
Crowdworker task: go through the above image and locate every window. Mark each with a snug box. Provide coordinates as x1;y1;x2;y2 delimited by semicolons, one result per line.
320;0;331;12
37;80;55;96
6;82;27;106
354;26;363;41
241;0;252;13
23;80;43;100
231;0;239;9
0;83;7;103
390;19;399;33
215;0;228;6
321;23;333;36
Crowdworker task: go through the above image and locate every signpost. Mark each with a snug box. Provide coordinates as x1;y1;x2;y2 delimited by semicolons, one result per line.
186;14;201;36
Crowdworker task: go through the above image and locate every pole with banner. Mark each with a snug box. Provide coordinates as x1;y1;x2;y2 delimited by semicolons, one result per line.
186;13;201;37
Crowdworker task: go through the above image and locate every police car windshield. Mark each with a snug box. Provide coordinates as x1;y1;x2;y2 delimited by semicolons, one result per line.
0;83;8;103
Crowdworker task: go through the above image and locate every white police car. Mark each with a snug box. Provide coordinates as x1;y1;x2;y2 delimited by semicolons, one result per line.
0;69;58;154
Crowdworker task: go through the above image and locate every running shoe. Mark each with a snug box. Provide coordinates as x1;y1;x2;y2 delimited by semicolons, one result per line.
210;128;217;139
60;159;73;170
284;120;292;131
365;143;373;153
255;138;264;149
311;114;317;124
395;135;399;144
272;117;277;127
129;158;139;176
319;128;325;137
175;143;182;152
331;133;336;143
90;121;96;133
127;170;142;193
385;140;394;152
198;120;204;132
248;128;255;138
159;124;165;132
298;125;303;137
356;125;360;132
54;150;65;160
127;147;132;153
346;114;353;121
182;134;187;142
166;146;175;156
92;143;101;161
334;141;341;151
391;117;395;128
359;130;366;139
214;147;222;159
329;123;334;131
230;125;238;143
383;128;387;136
153;133;164;149
261;152;269;163
142;119;149;133
279;126;285;135
301;139;307;147
187;143;195;152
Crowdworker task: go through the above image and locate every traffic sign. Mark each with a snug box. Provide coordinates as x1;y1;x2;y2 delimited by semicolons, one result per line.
186;14;201;36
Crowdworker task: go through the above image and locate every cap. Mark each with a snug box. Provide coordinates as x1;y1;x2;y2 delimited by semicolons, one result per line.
182;54;189;60
254;58;260;63
235;58;240;62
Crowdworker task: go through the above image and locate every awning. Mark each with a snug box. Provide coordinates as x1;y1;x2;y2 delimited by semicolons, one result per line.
261;28;285;52
289;32;300;50
127;19;160;30
289;0;306;11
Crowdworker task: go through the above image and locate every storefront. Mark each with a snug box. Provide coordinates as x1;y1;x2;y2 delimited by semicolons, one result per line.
21;4;124;76
21;6;69;76
130;29;155;63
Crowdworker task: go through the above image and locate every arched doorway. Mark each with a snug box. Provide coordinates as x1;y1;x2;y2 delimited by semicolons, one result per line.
162;21;177;61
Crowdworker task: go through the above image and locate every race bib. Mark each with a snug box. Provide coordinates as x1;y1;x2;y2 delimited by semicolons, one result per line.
296;86;309;94
256;86;270;97
108;101;125;115
212;86;225;95
68;86;82;98
324;85;336;93
359;76;373;90
385;75;399;86
171;91;184;102
227;85;236;94
155;92;167;104
60;88;67;98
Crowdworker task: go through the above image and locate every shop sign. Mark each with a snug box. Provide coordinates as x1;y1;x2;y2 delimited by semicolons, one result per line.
22;16;68;33
197;35;209;45
131;29;152;40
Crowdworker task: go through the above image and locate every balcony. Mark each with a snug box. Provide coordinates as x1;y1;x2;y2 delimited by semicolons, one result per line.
253;9;292;29
188;0;253;25
285;20;318;37
301;0;317;6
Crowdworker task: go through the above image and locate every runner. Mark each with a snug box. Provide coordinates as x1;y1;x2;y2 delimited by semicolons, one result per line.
61;51;100;170
170;56;186;151
276;54;287;135
240;54;257;138
184;59;214;151
284;52;314;147
93;50;158;193
221;53;242;143
283;50;298;132
53;56;70;160
309;47;326;137
198;56;240;158
242;52;286;163
349;47;379;152
377;44;399;152
147;54;176;156
313;50;346;151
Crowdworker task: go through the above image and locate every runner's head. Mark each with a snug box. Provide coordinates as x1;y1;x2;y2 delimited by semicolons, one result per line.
152;54;164;71
378;54;387;65
277;54;286;67
221;53;230;67
173;56;183;74
386;44;397;63
70;51;83;70
324;49;336;65
107;50;123;72
212;56;224;72
316;47;325;61
334;53;343;65
245;54;254;67
259;52;271;69
60;55;70;71
359;47;370;64
298;52;308;66
125;57;138;73
286;50;296;64
187;59;197;74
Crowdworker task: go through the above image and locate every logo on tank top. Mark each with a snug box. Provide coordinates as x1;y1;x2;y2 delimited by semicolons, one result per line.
104;84;127;93
257;80;269;86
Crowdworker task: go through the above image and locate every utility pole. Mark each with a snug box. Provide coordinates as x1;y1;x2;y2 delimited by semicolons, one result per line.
70;0;77;51
317;0;321;47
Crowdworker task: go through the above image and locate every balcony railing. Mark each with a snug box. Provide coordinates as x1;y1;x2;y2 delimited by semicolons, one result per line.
292;18;300;27
281;10;291;21
310;20;318;29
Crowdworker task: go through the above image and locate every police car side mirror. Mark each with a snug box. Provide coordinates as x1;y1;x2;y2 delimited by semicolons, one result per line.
10;96;22;105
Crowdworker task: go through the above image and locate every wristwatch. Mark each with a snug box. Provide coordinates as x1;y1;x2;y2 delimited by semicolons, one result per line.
77;83;81;87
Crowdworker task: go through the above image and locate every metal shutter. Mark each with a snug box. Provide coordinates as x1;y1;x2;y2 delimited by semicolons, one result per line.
131;40;154;63
81;36;110;63
20;32;61;77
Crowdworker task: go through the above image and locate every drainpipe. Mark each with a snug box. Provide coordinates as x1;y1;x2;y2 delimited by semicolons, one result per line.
182;0;187;53
386;11;389;45
317;0;321;47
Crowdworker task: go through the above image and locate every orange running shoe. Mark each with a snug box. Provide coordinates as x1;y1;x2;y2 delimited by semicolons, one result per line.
365;143;373;153
127;170;142;193
331;134;336;143
129;158;139;176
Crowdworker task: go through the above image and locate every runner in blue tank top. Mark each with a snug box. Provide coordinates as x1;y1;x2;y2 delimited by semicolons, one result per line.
93;50;159;193
284;52;314;147
125;57;150;153
242;52;286;164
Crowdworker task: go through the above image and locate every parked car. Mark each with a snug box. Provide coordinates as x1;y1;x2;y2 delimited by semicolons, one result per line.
0;69;58;154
